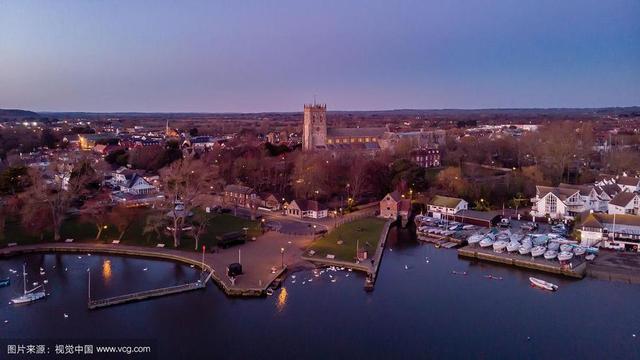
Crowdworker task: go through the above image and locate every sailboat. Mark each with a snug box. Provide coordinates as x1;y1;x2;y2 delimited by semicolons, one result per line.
11;264;46;305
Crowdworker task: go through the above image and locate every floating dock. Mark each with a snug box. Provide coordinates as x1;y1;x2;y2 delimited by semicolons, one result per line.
458;245;586;278
88;281;206;309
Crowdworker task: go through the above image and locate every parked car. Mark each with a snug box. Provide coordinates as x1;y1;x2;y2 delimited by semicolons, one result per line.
498;218;511;228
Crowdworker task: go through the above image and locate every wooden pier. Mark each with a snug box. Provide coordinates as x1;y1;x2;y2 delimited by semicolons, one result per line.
458;245;586;278
88;281;206;309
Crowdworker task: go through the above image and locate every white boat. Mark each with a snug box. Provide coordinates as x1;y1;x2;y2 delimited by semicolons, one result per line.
532;235;548;246
531;246;546;257
509;233;524;242
558;251;573;261
11;264;46;305
479;237;495;248
543;250;558;260
467;234;484;245
547;241;560;251
518;244;532;255
506;242;520;252
529;277;558;291
492;240;508;252
585;254;596;261
560;244;573;252
462;225;475;230
573;246;586;256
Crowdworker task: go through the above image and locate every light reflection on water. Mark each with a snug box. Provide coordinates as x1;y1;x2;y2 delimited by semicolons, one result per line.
276;287;288;312
102;259;112;282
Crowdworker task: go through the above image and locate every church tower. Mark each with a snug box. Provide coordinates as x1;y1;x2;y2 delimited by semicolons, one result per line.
303;103;327;151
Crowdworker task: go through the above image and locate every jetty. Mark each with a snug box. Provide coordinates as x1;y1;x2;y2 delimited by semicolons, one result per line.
458;245;586;278
88;280;206;310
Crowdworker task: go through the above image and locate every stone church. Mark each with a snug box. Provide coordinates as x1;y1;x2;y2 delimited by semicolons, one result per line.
302;103;386;151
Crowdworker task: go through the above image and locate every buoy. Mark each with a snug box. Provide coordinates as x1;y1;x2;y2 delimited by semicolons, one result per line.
63;313;69;318
404;265;409;270
143;268;148;271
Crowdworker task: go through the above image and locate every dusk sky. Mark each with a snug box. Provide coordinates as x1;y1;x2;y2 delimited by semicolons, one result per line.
1;1;638;112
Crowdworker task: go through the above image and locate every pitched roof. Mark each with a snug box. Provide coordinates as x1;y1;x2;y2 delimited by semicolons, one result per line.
224;184;254;194
617;176;640;187
595;184;621;197
291;199;328;212
609;191;638;207
326;127;386;138
385;191;402;202
429;195;465;208
536;185;579;201
558;183;594;196
581;213;640;228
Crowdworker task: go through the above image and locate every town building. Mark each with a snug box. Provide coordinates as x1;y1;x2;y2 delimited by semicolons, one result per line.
579;212;640;251
595;175;640;193
107;168;161;206
608;192;640;215
379;191;411;222
78;133;118;150
410;147;441;168
530;184;606;220
223;184;256;207
286;199;328;219
302;103;386;151
257;192;282;211
427;195;468;219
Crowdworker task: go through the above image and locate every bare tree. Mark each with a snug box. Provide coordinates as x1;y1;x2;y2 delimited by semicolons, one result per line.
23;157;96;242
160;158;215;247
108;205;138;241
190;210;213;251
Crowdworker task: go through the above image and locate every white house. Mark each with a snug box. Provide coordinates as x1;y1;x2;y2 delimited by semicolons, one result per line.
596;175;640;194
530;184;604;220
287;199;328;219
109;169;157;195
579;212;640;251
608;192;640;215
427;195;468;219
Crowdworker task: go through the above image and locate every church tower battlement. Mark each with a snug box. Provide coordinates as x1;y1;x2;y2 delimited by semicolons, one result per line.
303;103;327;151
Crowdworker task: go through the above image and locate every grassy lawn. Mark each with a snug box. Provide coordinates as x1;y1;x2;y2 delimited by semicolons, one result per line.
1;209;260;251
307;217;387;262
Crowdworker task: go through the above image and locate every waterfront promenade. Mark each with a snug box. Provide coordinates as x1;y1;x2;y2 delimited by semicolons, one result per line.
0;231;315;297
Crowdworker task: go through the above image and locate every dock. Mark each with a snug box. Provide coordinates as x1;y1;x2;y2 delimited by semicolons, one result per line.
417;233;465;249
88;281;206;309
458;245;586;278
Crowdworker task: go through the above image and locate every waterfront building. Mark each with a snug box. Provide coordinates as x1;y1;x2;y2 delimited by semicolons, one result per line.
530;183;606;220
379;191;412;222
608;192;640;215
579;212;640;251
286;199;328;219
427;195;468;219
78;133;118;150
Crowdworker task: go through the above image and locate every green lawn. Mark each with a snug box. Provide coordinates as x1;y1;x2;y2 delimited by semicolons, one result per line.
1;209;260;251
307;217;387;262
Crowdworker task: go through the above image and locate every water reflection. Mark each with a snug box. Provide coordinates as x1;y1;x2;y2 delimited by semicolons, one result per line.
276;287;288;312
102;259;112;282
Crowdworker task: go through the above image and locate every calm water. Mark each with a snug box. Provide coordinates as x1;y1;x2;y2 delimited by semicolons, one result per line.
2;227;640;359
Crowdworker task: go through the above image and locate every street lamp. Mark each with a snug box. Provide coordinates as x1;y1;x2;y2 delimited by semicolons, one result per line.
312;224;317;239
280;247;285;268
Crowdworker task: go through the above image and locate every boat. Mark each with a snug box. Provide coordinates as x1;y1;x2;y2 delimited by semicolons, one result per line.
509;233;524;242
266;288;274;296
492;240;508;252
543;250;558;260
529;277;558;291
479;237;495;248
531;246;546;257
11;265;46;305
585;254;596;261
467;234;484;245
0;278;9;287
560;244;573;252
462;225;475;230
557;251;573;261
547;241;560;251
532;235;548;246
506;242;520;252
573;246;586;256
518;244;532;255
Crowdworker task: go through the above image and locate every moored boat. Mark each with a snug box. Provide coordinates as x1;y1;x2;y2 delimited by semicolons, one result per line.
506;242;520;252
11;264;46;305
492;240;508;252
531;246;546;257
560;244;573;252
479;237;495;248
467;234;484;245
547;241;560;251
558;251;573;261
543;250;558;260
573;246;586;256
529;277;558;291
518;244;532;255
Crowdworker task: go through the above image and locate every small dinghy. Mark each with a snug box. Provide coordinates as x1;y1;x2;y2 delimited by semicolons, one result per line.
506;242;520;252
560;244;573;252
467;234;484;245
529;277;558;291
543;250;558;260
518;244;532;255
492;240;508;252
531;246;546;257
479;237;495;248
558;251;573;261
547;241;560;251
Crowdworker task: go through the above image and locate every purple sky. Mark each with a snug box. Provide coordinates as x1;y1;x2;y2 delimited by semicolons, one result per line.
1;0;638;112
